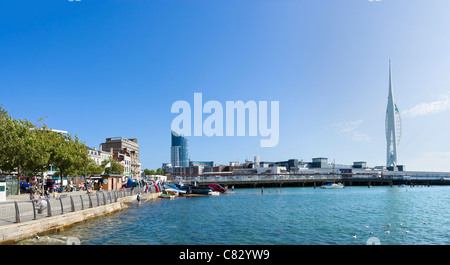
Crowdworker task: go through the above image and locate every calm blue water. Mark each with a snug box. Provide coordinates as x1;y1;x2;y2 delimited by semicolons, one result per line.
54;186;450;245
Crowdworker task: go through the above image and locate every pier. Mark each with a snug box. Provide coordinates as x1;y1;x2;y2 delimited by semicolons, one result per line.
168;172;450;188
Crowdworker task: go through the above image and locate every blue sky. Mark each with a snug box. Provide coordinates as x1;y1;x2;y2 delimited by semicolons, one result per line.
2;0;450;171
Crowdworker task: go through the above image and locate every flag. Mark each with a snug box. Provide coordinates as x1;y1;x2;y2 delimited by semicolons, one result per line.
105;162;111;168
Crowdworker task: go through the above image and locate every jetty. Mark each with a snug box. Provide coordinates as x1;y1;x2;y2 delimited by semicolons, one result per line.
169;172;450;188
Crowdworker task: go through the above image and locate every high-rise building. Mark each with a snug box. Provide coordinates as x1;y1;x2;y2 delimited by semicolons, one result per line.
171;130;189;167
385;61;402;168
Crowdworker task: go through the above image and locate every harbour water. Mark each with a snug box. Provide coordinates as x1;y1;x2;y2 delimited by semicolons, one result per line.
23;186;450;245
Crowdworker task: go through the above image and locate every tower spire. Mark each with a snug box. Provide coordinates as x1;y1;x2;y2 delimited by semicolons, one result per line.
385;60;402;169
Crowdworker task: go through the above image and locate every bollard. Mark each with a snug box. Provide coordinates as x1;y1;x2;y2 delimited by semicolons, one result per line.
108;192;112;204
114;191;117;202
96;193;100;206
88;194;93;208
46;199;52;217
70;196;75;212
59;197;64;214
80;195;84;210
14;201;21;223
31;200;37;220
102;192;106;205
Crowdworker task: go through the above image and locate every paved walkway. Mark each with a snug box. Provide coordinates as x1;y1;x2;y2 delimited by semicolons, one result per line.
7;190;99;201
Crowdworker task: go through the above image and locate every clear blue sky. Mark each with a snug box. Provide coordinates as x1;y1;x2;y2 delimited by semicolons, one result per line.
2;0;450;171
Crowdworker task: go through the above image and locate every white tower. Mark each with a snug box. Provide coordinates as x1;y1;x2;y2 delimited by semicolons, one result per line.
385;60;402;168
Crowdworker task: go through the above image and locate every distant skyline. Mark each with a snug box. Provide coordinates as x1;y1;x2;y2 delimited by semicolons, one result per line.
2;0;450;171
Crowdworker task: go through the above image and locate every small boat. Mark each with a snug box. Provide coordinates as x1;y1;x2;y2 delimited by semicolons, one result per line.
208;184;227;193
398;184;406;188
191;186;214;195
208;191;220;196
159;190;176;199
320;183;344;189
163;185;185;195
167;184;187;194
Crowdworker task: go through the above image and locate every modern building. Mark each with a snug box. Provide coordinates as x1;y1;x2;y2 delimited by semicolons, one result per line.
385;60;402;170
171;130;189;167
100;137;141;178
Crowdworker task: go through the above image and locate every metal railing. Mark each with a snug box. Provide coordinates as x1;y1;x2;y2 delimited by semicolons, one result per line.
0;186;155;227
169;174;450;184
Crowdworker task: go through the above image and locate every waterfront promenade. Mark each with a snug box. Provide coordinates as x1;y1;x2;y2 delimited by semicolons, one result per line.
0;187;160;244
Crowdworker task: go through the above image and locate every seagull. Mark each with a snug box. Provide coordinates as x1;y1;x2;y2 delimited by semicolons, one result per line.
400;223;403;226
422;221;427;224
365;226;369;229
369;231;374;234
405;231;410;234
385;231;390;234
352;235;357;239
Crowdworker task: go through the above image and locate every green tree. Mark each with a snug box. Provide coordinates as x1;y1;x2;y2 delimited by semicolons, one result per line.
24;124;60;192
0;106;42;194
102;158;124;175
156;168;164;175
50;133;89;187
86;158;104;176
1;106;91;193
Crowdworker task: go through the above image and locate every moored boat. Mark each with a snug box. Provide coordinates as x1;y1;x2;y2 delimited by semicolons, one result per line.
159;190;176;199
320;183;344;189
191;186;213;194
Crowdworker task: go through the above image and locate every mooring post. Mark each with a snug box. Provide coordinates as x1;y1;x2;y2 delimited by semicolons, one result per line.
80;195;84;210
88;194;93;208
70;196;75;212
31;200;37;220
59;196;64;214
14;201;20;223
46;199;52;217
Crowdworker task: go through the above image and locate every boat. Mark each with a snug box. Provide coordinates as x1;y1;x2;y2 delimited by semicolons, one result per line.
159;190;176;199
159;193;175;199
208;183;227;193
208;191;220;196
163;185;186;195
166;184;187;194
320;183;344;189
191;186;213;194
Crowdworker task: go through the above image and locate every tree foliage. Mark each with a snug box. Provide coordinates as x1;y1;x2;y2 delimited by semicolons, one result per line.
0;105;89;194
102;158;124;175
143;168;165;176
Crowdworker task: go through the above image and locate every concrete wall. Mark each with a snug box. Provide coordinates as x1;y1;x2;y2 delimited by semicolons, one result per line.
0;192;160;245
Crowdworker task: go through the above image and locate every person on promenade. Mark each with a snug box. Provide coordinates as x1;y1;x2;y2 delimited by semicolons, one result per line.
137;193;141;203
29;192;35;201
44;188;50;199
